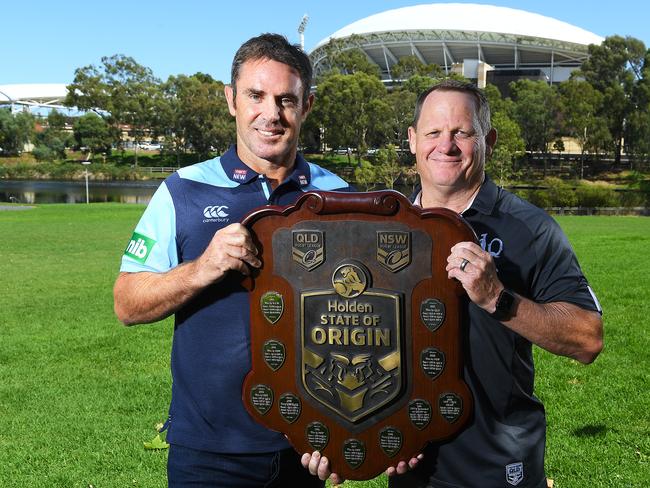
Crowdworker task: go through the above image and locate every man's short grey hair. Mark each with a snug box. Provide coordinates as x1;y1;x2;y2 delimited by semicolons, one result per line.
231;33;313;107
412;79;492;135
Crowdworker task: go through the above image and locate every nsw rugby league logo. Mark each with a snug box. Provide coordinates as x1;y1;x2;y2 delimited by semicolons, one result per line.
376;231;411;272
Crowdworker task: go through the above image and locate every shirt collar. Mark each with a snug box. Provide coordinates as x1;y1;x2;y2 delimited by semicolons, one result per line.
287;152;312;188
221;145;258;184
412;173;498;216
220;145;311;188
465;174;498;216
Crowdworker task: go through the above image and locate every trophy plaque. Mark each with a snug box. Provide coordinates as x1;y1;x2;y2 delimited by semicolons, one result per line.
241;190;475;480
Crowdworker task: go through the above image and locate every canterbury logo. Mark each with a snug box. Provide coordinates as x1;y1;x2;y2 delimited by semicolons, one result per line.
203;206;229;218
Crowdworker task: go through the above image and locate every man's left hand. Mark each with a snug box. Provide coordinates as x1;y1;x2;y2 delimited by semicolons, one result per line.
446;241;503;313
301;451;344;486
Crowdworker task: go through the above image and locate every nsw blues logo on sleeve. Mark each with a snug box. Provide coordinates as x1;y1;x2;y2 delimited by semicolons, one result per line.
124;232;156;264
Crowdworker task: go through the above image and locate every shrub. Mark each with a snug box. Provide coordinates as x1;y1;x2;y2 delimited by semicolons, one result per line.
640;180;650;207
618;190;646;207
522;189;552;209
543;177;578;207
575;183;618;208
32;145;57;162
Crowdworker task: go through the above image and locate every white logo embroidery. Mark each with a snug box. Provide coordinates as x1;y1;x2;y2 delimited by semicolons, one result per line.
505;462;524;486
479;233;504;257
203;206;229;219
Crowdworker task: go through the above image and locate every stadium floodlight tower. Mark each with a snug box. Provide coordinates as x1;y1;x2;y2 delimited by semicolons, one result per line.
298;14;309;50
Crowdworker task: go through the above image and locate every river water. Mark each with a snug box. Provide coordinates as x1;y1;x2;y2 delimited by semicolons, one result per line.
0;180;161;204
0;179;418;205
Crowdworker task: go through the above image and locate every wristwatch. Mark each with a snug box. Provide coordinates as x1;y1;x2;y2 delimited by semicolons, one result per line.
490;288;516;321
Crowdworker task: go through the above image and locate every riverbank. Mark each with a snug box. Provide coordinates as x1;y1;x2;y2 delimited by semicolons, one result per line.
0;161;170;181
2;156;649;210
0;151;356;181
0;179;162;204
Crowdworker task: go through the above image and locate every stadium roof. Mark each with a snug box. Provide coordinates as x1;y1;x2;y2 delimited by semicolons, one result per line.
0;84;68;107
310;3;604;79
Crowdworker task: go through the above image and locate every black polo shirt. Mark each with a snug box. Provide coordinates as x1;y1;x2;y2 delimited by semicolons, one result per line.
391;176;600;488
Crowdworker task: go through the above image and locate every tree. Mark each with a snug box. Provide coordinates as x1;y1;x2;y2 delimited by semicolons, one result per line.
385;88;417;153
312;72;391;163
487;112;525;185
32;109;72;161
0;109;34;156
384;74;439;155
157;73;235;161
510;79;559;174
510;79;558;153
579;35;647;165
46;109;67;131
557;79;609;177
624;49;650;165
317;39;381;79
401;74;439;96
482;84;525;184
73;113;112;157
353;160;378;191
373;144;402;189
390;55;443;80
66;54;161;165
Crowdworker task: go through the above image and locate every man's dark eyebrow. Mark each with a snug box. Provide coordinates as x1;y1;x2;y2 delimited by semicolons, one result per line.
244;88;264;96
277;92;299;102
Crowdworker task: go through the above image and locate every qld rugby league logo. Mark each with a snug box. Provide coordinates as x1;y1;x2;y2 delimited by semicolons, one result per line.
301;262;403;423
292;230;324;271
376;231;410;272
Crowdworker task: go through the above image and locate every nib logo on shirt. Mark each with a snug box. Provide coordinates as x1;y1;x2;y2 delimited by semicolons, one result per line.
124;232;156;263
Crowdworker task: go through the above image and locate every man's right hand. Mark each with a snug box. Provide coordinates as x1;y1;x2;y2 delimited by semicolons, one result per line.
194;223;261;287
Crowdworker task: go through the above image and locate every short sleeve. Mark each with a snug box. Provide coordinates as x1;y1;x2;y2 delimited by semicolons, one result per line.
530;217;601;312
120;182;178;273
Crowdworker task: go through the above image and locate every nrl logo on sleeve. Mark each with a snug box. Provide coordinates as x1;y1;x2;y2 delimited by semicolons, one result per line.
124;232;156;263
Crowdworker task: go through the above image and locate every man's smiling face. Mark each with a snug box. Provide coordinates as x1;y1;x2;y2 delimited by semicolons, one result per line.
226;58;312;171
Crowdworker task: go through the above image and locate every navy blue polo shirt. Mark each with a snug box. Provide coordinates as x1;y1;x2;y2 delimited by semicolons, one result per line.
392;176;601;488
120;146;351;453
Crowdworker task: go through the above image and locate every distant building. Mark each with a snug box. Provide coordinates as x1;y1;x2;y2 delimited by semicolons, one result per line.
0;84;69;115
309;3;603;93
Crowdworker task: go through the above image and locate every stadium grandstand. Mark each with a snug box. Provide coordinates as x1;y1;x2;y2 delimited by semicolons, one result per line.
0;84;69;114
309;3;604;93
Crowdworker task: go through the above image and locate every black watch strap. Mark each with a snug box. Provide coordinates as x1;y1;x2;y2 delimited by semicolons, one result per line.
490;289;516;321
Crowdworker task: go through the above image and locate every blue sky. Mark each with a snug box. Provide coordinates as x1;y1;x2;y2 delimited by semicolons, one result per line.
1;0;648;85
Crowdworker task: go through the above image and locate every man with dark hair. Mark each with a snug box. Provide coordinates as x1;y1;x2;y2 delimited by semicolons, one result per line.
114;33;350;487
387;79;604;487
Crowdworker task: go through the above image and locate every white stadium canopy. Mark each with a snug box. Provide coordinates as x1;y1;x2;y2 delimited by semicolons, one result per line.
0;84;69;112
309;3;604;84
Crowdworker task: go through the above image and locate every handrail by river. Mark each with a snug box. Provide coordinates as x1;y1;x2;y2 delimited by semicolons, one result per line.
136;166;179;173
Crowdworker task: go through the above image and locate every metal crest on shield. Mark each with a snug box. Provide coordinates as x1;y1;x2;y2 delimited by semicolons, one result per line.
292;230;325;271
300;262;404;423
377;231;411;272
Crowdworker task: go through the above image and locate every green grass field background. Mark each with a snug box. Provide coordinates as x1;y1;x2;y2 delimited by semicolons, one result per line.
0;205;648;487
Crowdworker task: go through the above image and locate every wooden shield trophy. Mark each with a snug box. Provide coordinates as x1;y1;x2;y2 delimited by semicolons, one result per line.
241;191;475;480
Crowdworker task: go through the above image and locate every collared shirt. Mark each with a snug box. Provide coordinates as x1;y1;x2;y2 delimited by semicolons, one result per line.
120;146;351;453
395;176;600;488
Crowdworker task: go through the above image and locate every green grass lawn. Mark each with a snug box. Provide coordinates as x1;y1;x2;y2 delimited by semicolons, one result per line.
0;206;648;487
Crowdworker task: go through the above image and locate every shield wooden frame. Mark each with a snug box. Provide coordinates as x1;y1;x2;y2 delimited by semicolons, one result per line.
241;190;475;481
